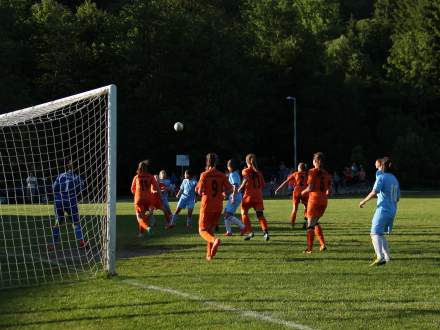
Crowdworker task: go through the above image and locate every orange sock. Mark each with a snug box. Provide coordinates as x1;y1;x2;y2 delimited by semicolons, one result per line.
291;202;298;224
306;228;314;251
315;224;326;246
242;214;252;232
258;216;268;231
137;216;149;233
207;241;213;258
199;228;216;244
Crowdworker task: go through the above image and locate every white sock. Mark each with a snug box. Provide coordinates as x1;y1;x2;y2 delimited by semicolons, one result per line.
224;216;232;233
230;215;244;229
381;236;391;261
371;234;384;260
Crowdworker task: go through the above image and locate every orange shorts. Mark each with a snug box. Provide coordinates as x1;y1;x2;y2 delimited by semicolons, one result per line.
135;200;150;214
135;196;162;214
306;198;327;219
293;190;308;205
199;210;222;230
241;195;264;212
149;194;164;210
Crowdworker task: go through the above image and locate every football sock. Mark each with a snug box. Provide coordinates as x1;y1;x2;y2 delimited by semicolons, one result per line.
137;216;149;234
186;217;192;226
314;224;325;246
371;234;384;260
74;223;83;241
52;226;60;243
306;228;314;251
290;207;297;224
258;216;268;231
224;216;232;233
242;214;251;232
381;236;391;261
171;213;177;225
199;228;215;244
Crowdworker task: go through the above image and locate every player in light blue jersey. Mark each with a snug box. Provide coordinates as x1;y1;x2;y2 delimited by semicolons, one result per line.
169;170;197;228
224;159;246;236
50;162;86;249
360;157;400;266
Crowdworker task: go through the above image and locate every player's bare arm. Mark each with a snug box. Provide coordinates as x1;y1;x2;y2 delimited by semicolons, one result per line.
359;190;377;208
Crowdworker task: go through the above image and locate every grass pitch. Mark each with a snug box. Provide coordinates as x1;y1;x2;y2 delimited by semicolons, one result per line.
1;196;439;329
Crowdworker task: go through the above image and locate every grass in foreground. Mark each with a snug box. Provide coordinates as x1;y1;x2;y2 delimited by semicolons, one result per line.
1;197;440;330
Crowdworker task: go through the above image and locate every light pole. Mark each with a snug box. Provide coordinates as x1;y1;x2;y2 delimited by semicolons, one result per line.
286;96;297;169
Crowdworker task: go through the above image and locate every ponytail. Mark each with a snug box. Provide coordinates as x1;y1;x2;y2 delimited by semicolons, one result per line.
246;153;258;171
136;160;149;175
206;153;218;169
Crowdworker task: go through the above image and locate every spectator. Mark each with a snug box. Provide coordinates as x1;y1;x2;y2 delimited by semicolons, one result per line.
26;173;38;203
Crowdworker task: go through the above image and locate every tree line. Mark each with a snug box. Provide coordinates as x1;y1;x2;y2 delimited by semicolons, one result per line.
1;0;439;192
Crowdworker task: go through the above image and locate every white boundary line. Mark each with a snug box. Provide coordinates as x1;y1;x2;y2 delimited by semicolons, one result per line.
122;279;314;330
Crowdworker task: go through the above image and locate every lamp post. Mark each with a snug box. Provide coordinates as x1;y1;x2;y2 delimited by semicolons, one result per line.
286;96;297;169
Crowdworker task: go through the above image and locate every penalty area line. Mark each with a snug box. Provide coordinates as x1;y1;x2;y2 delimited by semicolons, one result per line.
122;279;314;330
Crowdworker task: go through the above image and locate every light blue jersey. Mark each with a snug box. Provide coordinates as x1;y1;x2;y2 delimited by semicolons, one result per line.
159;178;171;211
225;171;242;213
373;173;400;215
371;172;400;234
177;178;197;209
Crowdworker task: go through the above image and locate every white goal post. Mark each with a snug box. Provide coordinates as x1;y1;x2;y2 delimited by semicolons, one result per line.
0;85;117;289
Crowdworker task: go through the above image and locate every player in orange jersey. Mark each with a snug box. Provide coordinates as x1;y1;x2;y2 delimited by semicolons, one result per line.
301;152;332;253
275;162;309;227
131;160;169;237
196;153;232;261
238;153;270;241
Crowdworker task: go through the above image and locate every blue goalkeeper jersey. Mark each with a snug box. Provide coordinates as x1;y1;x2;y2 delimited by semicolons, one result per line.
53;171;83;202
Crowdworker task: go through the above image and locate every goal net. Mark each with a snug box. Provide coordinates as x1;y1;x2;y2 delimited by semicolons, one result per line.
0;85;117;289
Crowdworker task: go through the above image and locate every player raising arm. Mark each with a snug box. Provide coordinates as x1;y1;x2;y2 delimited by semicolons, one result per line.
301;152;331;253
196;153;232;261
169;169;198;228
238;153;270;241
360;157;400;266
275;162;308;227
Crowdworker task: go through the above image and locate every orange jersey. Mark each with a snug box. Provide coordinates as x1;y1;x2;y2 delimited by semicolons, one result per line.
131;173;158;204
241;167;265;201
307;168;331;200
196;168;232;213
287;171;308;193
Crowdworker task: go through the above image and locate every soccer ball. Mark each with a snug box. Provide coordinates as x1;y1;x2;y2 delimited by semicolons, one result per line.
174;122;184;132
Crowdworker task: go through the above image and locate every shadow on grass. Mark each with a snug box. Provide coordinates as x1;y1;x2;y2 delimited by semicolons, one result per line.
0;301;173;316
0;309;227;328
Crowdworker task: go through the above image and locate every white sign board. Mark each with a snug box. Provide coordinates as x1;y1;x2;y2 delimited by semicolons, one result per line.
176;155;190;167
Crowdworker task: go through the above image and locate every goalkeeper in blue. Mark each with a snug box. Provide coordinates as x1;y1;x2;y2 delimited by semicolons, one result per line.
360;157;400;266
50;162;86;249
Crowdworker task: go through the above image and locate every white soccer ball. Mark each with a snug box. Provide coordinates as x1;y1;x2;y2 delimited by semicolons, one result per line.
174;122;184;132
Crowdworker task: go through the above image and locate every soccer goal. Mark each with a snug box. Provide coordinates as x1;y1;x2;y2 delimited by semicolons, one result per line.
0;85;117;289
